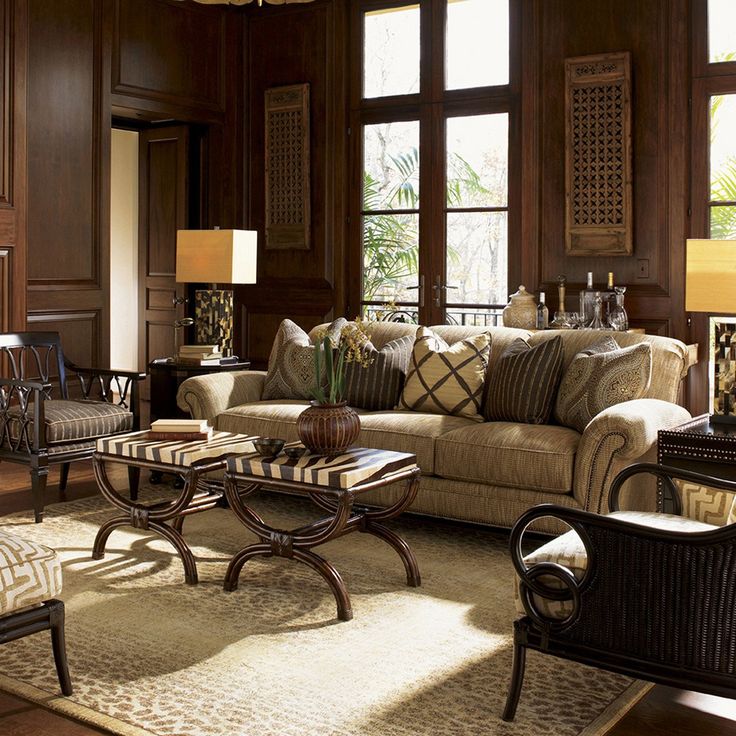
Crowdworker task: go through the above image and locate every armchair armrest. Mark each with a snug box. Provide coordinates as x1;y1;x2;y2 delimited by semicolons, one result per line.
0;377;51;452
64;361;146;428
176;371;267;424
573;398;690;514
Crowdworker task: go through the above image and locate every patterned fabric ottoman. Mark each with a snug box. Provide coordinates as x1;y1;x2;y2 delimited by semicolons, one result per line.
0;531;72;695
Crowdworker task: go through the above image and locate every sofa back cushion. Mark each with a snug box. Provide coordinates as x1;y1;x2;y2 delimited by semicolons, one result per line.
554;340;652;432
263;318;346;400
485;336;564;424
343;335;414;411
397;327;490;421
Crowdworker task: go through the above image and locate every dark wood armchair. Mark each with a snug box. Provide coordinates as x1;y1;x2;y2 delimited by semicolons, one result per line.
503;462;736;721
0;332;146;522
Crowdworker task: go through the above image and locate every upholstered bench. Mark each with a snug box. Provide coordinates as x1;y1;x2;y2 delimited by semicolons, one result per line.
0;531;72;695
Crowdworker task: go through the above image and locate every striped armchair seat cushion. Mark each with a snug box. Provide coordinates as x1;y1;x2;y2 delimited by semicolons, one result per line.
8;399;133;445
0;532;62;614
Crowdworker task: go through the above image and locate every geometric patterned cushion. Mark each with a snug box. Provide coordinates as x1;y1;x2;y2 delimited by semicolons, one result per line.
513;510;718;620
554;341;652;433
343;335;414;411
397;327;491;422
8;399;133;445
484;336;564;424
262;318;347;401
0;532;62;614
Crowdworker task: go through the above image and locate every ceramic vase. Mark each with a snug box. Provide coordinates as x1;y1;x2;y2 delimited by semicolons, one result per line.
296;401;361;456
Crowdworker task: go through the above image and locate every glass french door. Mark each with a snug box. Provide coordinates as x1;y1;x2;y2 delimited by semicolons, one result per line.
355;0;512;327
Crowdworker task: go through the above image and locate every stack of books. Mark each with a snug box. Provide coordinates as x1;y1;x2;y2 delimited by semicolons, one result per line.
146;419;214;441
176;344;223;366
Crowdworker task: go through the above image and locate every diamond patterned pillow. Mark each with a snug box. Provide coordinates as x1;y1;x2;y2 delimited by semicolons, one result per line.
262;318;347;400
485;336;564;424
554;340;652;433
397;327;491;421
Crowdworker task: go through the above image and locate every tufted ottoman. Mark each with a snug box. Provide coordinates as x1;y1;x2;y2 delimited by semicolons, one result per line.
0;531;72;695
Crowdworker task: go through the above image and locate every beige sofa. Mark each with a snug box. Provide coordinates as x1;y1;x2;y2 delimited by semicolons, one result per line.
176;323;692;533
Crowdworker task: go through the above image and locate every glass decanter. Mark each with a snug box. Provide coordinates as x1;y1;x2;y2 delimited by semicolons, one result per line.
607;287;629;331
586;292;607;329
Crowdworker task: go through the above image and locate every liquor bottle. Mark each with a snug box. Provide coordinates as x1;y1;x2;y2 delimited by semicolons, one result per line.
536;292;549;329
579;272;596;325
603;271;618;324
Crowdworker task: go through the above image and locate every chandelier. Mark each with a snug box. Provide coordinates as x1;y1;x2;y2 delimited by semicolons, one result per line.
179;0;316;5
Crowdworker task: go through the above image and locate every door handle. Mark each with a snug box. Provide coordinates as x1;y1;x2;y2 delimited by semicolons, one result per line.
405;274;425;308
432;277;458;307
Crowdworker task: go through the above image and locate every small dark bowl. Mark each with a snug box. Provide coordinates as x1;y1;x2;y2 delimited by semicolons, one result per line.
284;445;307;460
253;438;285;457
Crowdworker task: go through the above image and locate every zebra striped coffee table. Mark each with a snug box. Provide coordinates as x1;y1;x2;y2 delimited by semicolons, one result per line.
92;430;258;584
223;446;421;621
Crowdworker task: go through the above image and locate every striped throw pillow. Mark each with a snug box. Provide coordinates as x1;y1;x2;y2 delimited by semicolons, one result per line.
554;341;651;433
344;336;414;411
397;327;491;421
485;336;564;424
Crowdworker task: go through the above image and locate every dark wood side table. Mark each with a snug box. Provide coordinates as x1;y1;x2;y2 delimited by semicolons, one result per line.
148;358;251;423
658;414;736;512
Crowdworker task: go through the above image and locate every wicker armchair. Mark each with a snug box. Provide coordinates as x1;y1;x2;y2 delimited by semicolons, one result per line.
503;462;736;721
0;332;146;522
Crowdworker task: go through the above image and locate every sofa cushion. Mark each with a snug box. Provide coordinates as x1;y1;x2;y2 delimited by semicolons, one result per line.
358;411;476;474
514;511;718;619
554;341;652;432
485;336;563;424
0;532;62;614
343;335;414;411
398;327;490;421
216;400;314;441
435;421;580;494
262;318;347;401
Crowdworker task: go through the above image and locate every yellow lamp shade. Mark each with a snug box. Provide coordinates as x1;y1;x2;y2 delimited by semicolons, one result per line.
685;239;736;315
176;230;257;285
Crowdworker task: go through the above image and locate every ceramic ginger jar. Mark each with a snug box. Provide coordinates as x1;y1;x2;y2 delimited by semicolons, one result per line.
502;285;537;329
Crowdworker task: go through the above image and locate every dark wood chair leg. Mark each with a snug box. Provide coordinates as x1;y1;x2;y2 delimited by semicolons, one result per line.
502;638;527;721
47;600;73;696
59;463;70;493
30;462;49;524
128;465;140;501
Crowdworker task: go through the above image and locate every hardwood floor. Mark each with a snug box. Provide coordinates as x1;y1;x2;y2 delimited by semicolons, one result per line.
0;461;733;735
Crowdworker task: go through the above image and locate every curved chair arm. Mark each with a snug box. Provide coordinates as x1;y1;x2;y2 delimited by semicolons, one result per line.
64;361;146;425
510;481;736;634
0;377;51;452
607;461;736;514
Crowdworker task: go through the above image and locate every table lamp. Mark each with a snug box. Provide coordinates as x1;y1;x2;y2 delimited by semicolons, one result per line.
175;229;258;356
685;238;736;423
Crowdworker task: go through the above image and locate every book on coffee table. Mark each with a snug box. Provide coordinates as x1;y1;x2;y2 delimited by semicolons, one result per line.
148;419;212;440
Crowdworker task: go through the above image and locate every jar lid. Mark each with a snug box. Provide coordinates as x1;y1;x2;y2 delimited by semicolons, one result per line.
508;285;535;304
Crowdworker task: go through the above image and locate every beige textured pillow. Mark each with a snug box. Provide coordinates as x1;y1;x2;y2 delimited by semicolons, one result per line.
554;340;652;433
262;318;347;400
397;326;491;421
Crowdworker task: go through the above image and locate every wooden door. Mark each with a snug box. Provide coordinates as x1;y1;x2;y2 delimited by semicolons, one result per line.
138;126;189;397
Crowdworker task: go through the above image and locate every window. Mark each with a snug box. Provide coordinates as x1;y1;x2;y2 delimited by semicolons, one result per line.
709;94;736;238
350;0;515;326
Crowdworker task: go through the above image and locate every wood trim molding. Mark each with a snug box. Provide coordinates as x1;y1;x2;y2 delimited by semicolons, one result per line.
0;0;12;208
0;248;9;332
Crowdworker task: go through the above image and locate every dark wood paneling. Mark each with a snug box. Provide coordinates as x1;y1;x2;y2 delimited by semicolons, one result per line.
237;1;346;363
522;0;689;347
113;0;225;114
27;0;98;285
0;0;10;208
26;310;100;368
147;287;178;311
0;247;9;332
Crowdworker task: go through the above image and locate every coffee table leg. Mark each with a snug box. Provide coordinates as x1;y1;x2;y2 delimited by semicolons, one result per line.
223;542;353;621
363;521;421;587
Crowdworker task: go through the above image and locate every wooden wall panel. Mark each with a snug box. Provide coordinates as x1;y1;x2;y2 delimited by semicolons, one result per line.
235;1;346;368
112;0;225;114
26;0;109;365
523;0;689;343
0;248;9;333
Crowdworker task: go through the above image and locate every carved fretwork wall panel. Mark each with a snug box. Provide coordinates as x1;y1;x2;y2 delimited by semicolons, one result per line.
565;52;632;256
265;83;311;250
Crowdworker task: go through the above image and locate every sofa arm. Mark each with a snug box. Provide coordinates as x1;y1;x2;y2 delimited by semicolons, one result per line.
573;399;691;514
176;371;267;423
